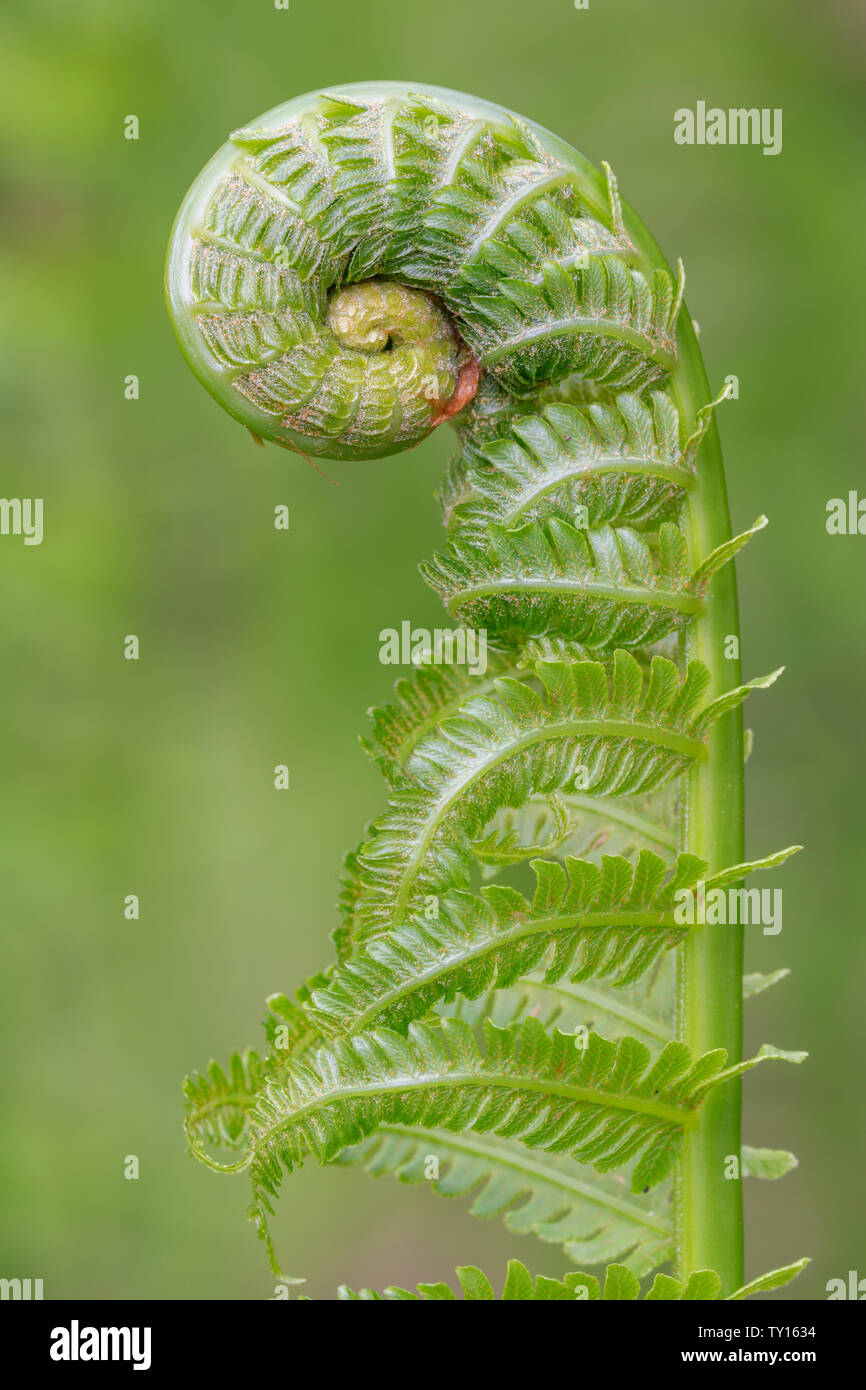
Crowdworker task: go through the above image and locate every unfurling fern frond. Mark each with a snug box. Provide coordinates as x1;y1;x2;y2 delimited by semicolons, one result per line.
441;390;697;546
361;653;514;787
303;845;800;1040
243;1016;802;1270
309;849;695;1037
183;1050;265;1167
422;514;766;651
423;519;700;649
350;655;780;938
169;82;806;1300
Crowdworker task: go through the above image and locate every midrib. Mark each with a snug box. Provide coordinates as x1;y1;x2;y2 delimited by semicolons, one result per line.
254;1066;697;1141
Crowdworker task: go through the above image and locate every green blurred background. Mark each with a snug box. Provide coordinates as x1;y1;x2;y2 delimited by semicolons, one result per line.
1;0;863;1300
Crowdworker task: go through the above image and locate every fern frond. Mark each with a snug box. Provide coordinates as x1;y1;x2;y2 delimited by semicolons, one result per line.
423;514;767;650
443;920;787;1048
334;844;365;960
244;1016;803;1269
353;654;779;936
306;850;703;1042
380;96;634;300
743;968;790;999
336;1258;624;1301
423;519;698;649
443;390;699;547
727;1259;811;1300
183;1050;265;1166
741;1146;799;1180
471;793;572;871
335;1255;808;1301
444;957;675;1044
464;255;679;394
470;785;681;875
263;839;795;1070
440;370;610;514
339;1126;795;1274
546;785;680;857
339;1126;673;1275
170;83;806;1296
362;654;512;787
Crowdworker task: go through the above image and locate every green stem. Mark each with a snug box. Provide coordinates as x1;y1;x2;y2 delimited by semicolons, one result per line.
675;391;745;1294
603;191;745;1291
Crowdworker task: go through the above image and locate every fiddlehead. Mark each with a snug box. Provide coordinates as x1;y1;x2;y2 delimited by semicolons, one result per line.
170;82;805;1299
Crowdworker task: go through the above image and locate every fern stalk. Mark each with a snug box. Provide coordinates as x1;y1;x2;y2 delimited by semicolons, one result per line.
167;82;804;1300
606;203;747;1289
673;312;745;1294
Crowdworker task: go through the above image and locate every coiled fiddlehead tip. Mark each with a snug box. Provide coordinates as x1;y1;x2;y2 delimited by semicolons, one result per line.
325;276;475;429
164;89;482;461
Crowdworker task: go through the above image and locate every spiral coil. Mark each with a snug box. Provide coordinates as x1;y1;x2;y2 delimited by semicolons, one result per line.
174;86;792;1290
